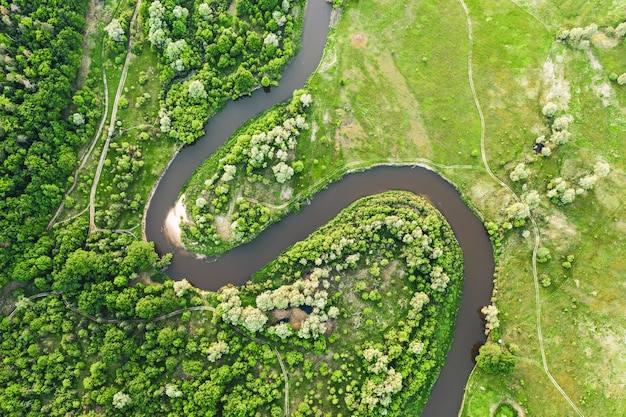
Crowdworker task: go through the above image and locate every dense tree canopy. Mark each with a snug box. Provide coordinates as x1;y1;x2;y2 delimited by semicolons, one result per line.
142;0;306;143
0;0;99;285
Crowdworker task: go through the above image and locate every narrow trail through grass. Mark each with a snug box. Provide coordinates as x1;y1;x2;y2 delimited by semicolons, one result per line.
458;1;585;415
47;9;115;230
274;348;289;417
89;0;142;232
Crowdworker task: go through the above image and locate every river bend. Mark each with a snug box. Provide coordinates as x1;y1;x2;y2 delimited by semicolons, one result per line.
144;1;494;415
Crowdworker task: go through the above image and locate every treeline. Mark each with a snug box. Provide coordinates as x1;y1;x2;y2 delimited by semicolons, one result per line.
248;191;464;416
0;282;286;415
143;0;306;144
1;191;463;416
182;89;311;253
0;0;101;286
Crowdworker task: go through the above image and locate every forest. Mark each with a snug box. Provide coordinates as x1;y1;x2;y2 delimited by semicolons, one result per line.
1;191;464;416
0;0;466;415
6;0;620;415
0;0;100;286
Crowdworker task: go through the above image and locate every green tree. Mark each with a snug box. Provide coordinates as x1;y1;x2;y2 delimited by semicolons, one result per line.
476;341;515;375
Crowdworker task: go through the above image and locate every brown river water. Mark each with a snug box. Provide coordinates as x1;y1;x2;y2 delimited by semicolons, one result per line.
144;1;494;415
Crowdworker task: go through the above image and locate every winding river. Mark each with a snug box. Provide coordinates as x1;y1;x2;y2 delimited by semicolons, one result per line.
144;1;494;415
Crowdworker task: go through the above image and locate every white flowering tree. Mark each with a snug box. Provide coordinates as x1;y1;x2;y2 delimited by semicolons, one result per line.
105;19;125;42
112;391;131;409
509;162;529;182
481;304;500;336
188;80;207;99
207;340;230;362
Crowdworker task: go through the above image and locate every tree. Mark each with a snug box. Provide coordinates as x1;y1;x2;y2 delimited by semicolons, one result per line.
481;305;500;335
240;306;267;333
272;161;294;183
232;67;255;96
188;80;207;99
509;162;529;182
71;112;85;125
198;3;212;20
105;19;125;42
476;341;515;374
112;391;132;409
594;160;610;177
165;384;183;398
537;247;551;263
172;5;188;19
542;102;557;118
300;93;312;107
119;240;158;276
552;114;573;131
207;340;230;362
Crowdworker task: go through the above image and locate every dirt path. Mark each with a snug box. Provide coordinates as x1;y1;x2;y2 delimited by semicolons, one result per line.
7;290;215;323
89;0;142;232
47;5;114;230
274;348;290;416
457;1;585;416
75;0;102;90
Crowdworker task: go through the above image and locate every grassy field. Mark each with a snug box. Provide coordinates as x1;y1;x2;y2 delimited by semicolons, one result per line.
58;0;178;231
290;0;626;415
175;0;625;413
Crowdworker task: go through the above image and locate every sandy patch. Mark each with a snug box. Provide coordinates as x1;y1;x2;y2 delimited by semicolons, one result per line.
585;49;615;107
227;0;236;15
335;117;365;149
215;215;233;240
542;56;571;110
273;309;290;321
164;194;189;247
518;73;540;100
544;212;578;251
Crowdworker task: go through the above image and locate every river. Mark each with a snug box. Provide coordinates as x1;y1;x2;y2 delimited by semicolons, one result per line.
144;1;494;415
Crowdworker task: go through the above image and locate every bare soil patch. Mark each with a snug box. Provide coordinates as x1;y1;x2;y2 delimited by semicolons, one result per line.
76;0;104;90
272;307;309;331
215;215;233;240
351;33;367;48
591;32;619;49
543;212;578;251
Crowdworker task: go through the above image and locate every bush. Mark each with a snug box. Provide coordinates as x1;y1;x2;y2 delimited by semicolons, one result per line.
537;247;551;263
476;341;515;375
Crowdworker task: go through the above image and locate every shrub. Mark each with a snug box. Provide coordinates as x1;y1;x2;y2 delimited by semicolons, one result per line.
476;341;515;375
541;102;557;118
537;247;551;263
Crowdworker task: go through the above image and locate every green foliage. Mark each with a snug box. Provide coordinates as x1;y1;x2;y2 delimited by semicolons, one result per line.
476;342;516;375
537;247;551;263
252;191;464;415
0;0;98;285
182;91;311;252
144;0;307;144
